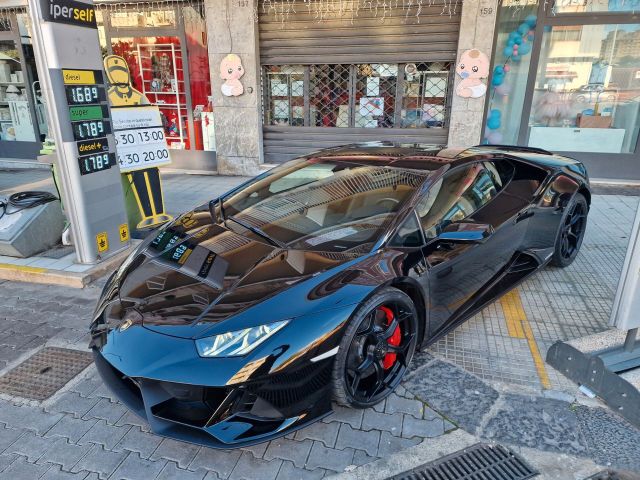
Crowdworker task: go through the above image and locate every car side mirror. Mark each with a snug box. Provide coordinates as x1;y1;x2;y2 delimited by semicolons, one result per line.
437;221;494;243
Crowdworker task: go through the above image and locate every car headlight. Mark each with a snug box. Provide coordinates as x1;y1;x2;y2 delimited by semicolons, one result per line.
195;320;289;357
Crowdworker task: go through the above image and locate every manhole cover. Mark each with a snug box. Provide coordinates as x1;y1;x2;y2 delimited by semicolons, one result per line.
0;347;93;400
389;443;538;480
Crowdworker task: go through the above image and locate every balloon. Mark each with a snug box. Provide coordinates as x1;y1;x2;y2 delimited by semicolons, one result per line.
512;54;521;62
518;23;530;35
507;39;515;47
487;131;504;144
525;14;537;27
519;42;532;55
492;74;504;86
487;117;501;130
504;65;511;72
528;34;535;42
490;109;501;118
513;44;519;52
494;65;504;75
509;31;519;40
495;83;511;96
503;46;514;57
513;34;523;45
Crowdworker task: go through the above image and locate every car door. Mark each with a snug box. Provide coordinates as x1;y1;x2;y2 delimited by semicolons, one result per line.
417;162;522;339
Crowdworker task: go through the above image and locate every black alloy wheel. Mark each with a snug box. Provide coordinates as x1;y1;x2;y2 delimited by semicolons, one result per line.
332;288;418;408
551;192;588;268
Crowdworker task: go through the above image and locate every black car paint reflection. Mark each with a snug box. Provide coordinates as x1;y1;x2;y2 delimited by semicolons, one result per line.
91;143;590;448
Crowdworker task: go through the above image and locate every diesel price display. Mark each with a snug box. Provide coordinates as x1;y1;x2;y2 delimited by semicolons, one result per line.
66;85;105;105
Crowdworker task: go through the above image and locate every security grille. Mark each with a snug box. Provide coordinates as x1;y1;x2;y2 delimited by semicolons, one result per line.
263;63;452;129
389;444;538;480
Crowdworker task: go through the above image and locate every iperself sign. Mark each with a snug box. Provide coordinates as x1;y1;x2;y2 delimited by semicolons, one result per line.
41;0;97;29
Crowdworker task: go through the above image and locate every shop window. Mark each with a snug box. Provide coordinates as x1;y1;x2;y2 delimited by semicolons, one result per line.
527;23;640;154
484;5;539;145
553;0;640;14
262;62;452;129
110;10;176;29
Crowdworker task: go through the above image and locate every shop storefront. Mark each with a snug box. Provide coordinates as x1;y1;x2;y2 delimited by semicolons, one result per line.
95;0;215;171
484;0;640;180
258;1;462;163
0;8;46;160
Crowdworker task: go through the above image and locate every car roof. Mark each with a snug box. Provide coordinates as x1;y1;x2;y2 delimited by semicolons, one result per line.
304;142;563;172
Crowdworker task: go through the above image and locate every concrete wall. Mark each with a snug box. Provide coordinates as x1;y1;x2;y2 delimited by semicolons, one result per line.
447;0;499;148
204;0;262;176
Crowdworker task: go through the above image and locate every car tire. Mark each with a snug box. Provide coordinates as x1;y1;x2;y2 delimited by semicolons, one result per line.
332;287;418;408
550;192;588;268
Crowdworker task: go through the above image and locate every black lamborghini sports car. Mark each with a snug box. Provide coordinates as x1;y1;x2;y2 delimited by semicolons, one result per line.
91;143;590;448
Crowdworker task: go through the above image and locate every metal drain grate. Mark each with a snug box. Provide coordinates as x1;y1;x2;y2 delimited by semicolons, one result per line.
389;443;538;480
0;347;93;400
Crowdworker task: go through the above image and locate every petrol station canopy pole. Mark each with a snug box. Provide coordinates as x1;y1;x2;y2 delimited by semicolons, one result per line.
27;0;130;264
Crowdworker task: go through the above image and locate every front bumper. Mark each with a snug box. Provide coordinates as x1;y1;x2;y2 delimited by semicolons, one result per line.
93;348;333;448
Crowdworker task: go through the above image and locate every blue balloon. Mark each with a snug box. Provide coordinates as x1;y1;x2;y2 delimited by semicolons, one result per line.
494;65;504;75
503;46;514;57
513;34;523;45
517;22;530;35
509;31;519;40
487;117;501;130
519;42;532;55
525;14;537;27
507;39;515;47
492;75;504;86
528;34;535;42
512;53;521;62
490;109;501;118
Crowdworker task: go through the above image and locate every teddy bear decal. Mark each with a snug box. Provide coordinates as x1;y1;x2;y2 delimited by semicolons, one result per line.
220;54;245;97
455;49;490;99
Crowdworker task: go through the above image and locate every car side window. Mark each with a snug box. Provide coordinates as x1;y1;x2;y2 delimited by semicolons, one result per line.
484;160;514;189
389;212;424;247
416;163;501;239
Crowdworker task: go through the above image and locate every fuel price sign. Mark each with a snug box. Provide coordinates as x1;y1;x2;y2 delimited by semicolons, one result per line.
78;152;114;175
72;119;111;141
66;84;106;105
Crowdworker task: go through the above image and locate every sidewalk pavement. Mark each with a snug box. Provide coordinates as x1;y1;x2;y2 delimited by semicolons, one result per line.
0;168;639;479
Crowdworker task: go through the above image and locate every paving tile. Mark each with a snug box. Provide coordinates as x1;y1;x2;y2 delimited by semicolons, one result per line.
72;444;128;479
275;460;325;480
239;442;268;460
189;448;241;478
38;437;92;470
78;420;130;450
377;431;422;457
294;420;340;448
47;392;100;419
352;449;378;467
40;464;91;479
323;406;363;429
401;416;445;439
83;399;127;425
263;437;312;468
5;430;54;462
384;394;424;418
229;451;282;480
305;441;354;473
1;455;50;479
0;453;18;472
335;423;380;457
149;438;200;469
110;452;167;480
361;410;403;436
156;462;207;480
45;416;97;443
114;426;162;458
0;426;24;452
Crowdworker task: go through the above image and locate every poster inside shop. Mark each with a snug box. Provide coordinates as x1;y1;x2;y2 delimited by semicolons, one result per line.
111;106;171;172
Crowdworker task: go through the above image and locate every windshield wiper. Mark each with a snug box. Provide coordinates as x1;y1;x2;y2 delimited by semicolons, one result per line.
227;215;286;249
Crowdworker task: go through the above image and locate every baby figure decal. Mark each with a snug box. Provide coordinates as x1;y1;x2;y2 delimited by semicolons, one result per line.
455;49;489;99
220;54;245;97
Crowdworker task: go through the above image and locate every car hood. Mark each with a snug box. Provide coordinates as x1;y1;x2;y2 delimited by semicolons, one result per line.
116;209;367;339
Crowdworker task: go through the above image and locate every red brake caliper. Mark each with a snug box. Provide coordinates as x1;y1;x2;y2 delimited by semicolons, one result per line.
379;306;401;369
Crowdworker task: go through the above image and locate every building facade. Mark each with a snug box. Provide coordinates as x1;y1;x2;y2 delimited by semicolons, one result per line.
1;0;639;181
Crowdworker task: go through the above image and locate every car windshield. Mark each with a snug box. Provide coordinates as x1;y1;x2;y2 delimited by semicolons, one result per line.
218;159;430;252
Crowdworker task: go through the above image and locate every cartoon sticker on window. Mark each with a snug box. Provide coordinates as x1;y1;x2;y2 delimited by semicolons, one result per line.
220;54;245;97
455;49;490;99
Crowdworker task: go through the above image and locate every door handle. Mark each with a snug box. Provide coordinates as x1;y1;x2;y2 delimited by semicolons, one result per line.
515;209;534;224
436;266;453;278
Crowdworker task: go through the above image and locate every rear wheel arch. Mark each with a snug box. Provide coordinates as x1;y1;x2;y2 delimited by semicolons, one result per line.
578;185;591;208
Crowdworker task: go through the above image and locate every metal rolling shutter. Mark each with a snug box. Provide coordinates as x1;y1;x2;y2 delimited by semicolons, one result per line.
259;0;462;162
